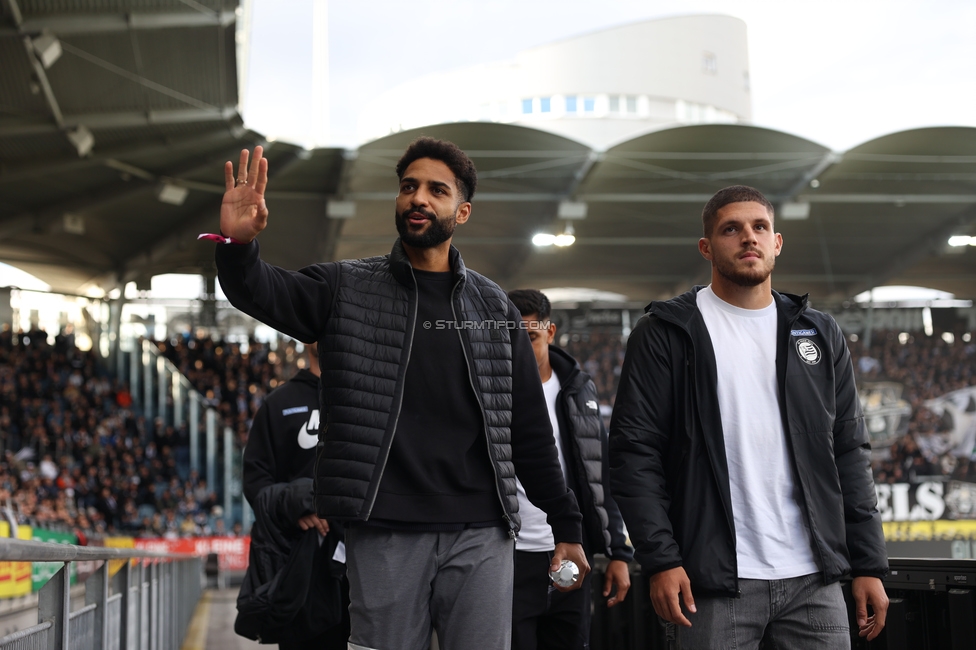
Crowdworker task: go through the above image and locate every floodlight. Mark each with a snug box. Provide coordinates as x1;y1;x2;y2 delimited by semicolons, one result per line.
157;182;189;206
66;125;94;157
32;33;62;69
781;202;810;220
62;213;85;235
557;201;588;220
327;200;356;219
948;235;975;247
533;223;575;247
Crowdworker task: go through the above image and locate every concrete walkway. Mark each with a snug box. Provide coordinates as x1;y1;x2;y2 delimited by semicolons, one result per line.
181;587;441;650
182;589;260;650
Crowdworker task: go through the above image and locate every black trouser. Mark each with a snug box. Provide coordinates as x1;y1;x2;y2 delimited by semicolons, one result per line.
512;550;592;650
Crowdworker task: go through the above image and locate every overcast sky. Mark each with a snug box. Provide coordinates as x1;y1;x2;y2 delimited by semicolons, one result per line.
242;0;976;151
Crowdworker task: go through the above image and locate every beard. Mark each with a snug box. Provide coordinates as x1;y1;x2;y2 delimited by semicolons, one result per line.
713;251;775;287
395;206;456;248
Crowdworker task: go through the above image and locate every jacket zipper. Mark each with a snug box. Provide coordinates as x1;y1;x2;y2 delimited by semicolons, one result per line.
451;280;516;539
361;266;420;519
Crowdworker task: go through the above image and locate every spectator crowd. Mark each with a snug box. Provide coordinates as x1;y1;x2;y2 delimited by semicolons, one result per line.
2;318;976;541
0;326;242;540
850;329;976;483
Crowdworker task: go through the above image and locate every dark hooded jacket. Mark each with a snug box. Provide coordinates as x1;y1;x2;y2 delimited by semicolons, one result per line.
609;287;887;596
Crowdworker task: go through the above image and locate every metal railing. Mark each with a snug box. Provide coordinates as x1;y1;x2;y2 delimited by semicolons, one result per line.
0;538;202;650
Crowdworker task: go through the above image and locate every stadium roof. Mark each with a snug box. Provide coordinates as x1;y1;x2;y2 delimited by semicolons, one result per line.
2;3;976;305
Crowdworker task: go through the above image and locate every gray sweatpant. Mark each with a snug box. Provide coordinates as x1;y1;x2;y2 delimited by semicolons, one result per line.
345;525;515;650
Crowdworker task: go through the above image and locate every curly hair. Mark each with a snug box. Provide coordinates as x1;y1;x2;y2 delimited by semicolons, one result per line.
396;137;478;202
508;289;552;321
701;185;774;237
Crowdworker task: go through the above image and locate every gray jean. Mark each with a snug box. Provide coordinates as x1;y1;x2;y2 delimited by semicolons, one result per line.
345;525;515;650
669;573;850;650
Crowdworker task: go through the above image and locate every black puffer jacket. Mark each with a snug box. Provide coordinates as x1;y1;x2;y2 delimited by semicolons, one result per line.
216;239;581;543
550;346;633;562
609;288;887;596
317;244;524;525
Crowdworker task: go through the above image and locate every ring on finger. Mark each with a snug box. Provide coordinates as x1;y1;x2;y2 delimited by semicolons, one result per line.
236;177;247;186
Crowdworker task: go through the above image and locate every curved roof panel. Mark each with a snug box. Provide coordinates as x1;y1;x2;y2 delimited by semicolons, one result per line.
801;127;976;299
338;123;590;282
1;4;974;306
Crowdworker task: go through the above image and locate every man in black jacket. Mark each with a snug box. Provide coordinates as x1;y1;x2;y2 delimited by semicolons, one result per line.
609;186;889;649
241;342;349;649
508;289;633;650
212;138;587;650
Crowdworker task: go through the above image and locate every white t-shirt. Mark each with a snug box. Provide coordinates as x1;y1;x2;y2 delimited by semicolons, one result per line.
697;286;820;579
515;372;565;552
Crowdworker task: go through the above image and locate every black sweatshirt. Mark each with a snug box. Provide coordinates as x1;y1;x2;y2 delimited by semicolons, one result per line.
216;240;581;544
369;269;504;525
242;368;320;508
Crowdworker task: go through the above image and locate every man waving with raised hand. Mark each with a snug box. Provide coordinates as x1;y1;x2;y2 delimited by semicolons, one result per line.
209;141;587;650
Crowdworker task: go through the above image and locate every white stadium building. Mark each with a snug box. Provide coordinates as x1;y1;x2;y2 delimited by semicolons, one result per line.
357;14;752;149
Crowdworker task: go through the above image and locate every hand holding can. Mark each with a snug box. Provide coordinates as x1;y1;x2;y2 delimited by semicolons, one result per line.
549;560;579;588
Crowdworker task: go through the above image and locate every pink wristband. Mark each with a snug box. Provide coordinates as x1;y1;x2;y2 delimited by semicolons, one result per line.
198;233;248;245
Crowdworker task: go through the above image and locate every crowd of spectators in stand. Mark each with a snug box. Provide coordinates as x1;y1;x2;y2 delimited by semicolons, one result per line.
4;317;976;541
0;326;243;540
560;325;976;485
562;331;628;407
850;329;976;483
156;335;305;451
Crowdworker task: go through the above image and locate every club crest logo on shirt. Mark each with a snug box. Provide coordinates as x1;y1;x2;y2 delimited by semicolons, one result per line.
795;338;822;365
297;408;320;449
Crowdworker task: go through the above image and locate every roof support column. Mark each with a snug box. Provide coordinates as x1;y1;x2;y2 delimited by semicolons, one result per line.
107;295;125;381
200;273;217;329
0;288;12;330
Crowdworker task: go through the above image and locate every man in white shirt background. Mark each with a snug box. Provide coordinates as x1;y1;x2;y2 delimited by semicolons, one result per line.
508;289;633;650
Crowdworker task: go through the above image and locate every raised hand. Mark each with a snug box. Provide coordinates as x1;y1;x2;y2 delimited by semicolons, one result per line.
220;146;269;243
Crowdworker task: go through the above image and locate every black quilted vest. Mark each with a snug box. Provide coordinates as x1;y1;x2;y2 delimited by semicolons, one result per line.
313;241;521;531
551;347;612;554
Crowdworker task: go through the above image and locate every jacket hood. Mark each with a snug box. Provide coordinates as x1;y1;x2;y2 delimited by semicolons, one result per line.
648;286;809;329
290;368;319;388
548;344;585;391
389;238;467;288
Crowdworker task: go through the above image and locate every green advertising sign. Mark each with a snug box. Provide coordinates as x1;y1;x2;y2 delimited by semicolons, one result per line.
31;529;78;592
